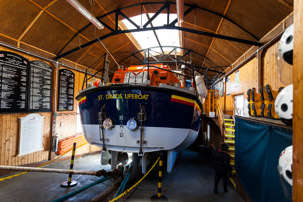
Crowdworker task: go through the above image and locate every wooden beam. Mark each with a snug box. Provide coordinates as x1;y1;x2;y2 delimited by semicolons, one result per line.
293;0;303;201
17;10;44;48
44;0;58;9
28;0;106;53
185;37;232;63
76;45;94;63
17;0;58;47
0;33;18;42
183;21;216;33
225;40;245;54
201;0;232;67
277;0;293;9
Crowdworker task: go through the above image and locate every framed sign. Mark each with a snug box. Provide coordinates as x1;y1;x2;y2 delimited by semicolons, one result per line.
226;77;231;95
58;69;74;111
29;61;53;112
0;51;28;113
18;114;44;156
235;70;240;88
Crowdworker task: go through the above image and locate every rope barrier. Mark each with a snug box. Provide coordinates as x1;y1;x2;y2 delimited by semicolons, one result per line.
108;156;160;202
0;142;87;182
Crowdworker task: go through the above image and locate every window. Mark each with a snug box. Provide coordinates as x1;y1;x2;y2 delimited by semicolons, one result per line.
121;13;181;55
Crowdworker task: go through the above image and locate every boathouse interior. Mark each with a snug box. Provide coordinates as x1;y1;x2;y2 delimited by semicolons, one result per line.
0;0;301;201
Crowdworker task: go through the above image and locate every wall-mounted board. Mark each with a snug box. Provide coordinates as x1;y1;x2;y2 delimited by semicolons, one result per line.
29;61;53;112
18;113;45;156
0;51;28;113
58;69;74;111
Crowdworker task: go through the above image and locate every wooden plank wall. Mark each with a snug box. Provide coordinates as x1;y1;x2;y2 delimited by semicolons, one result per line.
215;41;292;114
0;113;50;166
293;0;303;200
0;45;101;166
263;41;293;90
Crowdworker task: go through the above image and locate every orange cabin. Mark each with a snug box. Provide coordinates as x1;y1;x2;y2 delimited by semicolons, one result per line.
111;64;181;87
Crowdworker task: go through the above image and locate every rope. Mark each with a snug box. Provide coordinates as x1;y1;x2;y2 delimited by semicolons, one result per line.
0;142;88;182
109;156;160;202
114;167;132;198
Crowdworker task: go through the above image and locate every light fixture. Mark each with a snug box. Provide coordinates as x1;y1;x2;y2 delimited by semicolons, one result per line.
103;118;113;129
66;0;104;29
126;118;137;131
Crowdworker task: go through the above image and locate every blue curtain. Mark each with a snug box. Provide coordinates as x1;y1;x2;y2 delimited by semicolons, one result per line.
235;117;292;202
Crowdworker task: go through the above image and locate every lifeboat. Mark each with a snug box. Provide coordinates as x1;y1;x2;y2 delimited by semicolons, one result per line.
76;64;204;173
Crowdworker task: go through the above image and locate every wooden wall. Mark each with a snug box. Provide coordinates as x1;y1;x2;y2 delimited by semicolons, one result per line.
215;40;293;114
0;112;50;166
263;41;293;90
293;0;303;200
0;45;101;166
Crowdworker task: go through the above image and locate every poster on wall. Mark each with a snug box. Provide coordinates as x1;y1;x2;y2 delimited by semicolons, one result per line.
226;77;231;95
0;51;28;113
235;70;240;88
18;114;44;156
29;61;53;112
58;69;74;111
220;81;224;97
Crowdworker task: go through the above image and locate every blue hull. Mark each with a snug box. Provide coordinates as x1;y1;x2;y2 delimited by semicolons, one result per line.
76;84;203;152
78;85;202;130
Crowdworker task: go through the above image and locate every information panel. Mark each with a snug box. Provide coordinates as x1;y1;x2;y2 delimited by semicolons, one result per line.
29;61;53;112
0;51;28;113
18;113;44;156
58;69;74;111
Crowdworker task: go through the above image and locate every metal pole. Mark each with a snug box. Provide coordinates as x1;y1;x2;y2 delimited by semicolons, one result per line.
61;143;78;187
0;166;98;176
151;152;168;201
147;49;150;80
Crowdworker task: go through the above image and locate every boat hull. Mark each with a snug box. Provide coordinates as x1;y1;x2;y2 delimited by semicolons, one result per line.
77;85;202;153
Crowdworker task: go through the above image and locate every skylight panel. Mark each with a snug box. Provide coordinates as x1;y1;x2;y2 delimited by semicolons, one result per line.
122;13;181;55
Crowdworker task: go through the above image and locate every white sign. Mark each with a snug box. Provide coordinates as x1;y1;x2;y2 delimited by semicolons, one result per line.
18;114;45;156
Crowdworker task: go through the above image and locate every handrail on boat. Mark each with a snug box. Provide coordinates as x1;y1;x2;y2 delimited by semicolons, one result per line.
81;64;194;91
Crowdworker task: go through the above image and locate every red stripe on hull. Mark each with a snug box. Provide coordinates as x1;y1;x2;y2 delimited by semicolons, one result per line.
79;99;87;105
171;98;195;106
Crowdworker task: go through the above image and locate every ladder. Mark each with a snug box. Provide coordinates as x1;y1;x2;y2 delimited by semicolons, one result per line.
224;117;236;187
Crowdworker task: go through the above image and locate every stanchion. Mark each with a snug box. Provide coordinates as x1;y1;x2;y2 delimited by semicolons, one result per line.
151;152;168;201
61;142;78;187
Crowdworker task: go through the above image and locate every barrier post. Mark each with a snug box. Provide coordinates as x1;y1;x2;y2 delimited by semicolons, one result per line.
151;152;168;201
61;142;78;187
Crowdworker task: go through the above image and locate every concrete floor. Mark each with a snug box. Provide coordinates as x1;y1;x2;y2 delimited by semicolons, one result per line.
0;149;244;202
124;149;244;202
0;154;113;202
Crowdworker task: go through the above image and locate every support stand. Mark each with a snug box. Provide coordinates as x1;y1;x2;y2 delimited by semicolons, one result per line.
151;152;168;201
61;142;78;187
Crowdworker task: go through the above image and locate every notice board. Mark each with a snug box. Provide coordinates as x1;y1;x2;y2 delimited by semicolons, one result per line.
58;69;74;111
18;114;45;156
0;51;28;113
29;61;53;112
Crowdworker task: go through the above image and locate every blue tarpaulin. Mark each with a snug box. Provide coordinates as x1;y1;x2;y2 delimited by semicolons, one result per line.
235;117;292;202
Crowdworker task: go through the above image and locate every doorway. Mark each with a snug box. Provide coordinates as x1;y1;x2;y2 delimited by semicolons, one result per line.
234;94;245;116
